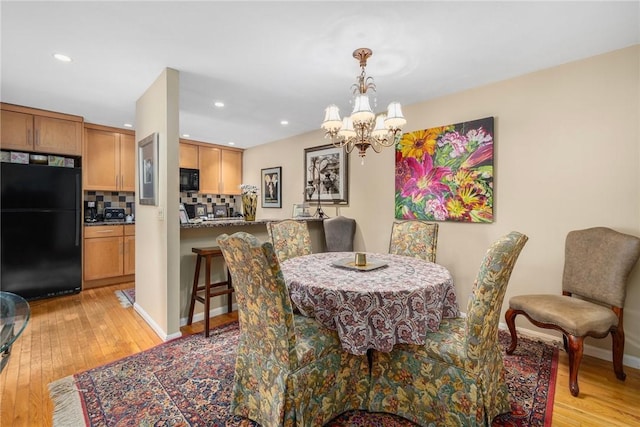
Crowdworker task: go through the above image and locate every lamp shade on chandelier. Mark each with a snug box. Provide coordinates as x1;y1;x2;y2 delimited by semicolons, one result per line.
321;48;407;163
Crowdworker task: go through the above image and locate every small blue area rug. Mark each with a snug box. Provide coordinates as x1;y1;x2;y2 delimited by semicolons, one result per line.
114;288;135;308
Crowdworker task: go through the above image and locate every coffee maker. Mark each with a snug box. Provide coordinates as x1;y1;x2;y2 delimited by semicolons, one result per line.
84;201;98;222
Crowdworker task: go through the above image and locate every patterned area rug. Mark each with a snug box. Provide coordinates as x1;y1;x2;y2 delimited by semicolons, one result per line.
49;322;558;426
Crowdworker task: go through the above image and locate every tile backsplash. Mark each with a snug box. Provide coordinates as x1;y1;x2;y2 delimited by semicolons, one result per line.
179;192;239;217
85;191;136;215
84;191;240;217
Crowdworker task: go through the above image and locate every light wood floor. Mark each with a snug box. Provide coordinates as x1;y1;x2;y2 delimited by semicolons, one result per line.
1;283;639;426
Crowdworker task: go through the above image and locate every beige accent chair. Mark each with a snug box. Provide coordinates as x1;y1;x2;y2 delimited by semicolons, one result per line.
323;216;356;252
505;227;640;397
389;220;439;262
266;219;312;263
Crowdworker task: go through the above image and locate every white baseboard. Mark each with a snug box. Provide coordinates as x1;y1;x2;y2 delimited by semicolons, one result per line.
497;321;640;370
179;303;237;327
133;303;182;341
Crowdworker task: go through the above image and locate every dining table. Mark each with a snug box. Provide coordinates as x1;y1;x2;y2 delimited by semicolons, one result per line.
280;252;459;355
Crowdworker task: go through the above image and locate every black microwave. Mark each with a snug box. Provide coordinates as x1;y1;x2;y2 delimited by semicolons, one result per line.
179;168;199;192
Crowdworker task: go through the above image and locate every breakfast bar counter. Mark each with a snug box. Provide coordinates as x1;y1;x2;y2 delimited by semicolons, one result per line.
178;218;325;322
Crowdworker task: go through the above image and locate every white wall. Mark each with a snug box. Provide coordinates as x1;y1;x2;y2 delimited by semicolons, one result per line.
135;68;181;340
243;46;640;362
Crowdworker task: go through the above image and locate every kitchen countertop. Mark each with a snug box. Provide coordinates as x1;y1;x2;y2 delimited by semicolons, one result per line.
85;221;135;226
85;218;322;228
180;217;322;229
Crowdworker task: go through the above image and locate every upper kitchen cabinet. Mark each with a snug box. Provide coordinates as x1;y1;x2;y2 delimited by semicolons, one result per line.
220;148;242;195
0;103;82;156
84;124;135;192
179;141;199;169
198;144;221;194
180;139;243;195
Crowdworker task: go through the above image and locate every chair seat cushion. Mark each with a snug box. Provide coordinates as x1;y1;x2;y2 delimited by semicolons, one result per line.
293;314;343;365
509;294;618;337
395;317;467;367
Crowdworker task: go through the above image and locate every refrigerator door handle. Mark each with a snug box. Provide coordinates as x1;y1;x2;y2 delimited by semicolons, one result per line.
75;172;81;247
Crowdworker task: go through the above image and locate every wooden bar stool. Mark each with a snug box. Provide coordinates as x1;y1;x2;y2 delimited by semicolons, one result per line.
187;246;234;337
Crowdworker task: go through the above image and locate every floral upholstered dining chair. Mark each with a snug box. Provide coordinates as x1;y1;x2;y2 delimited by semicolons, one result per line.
389;220;439;262
217;232;370;427
369;231;529;426
267;219;313;263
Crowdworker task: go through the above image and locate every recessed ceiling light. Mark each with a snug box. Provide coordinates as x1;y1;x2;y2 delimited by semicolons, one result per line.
213;101;225;108
280;120;289;126
182;134;190;138
53;53;72;62
228;142;235;146
123;123;133;128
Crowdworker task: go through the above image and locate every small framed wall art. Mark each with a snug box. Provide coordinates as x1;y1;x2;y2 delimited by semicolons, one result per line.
138;132;159;206
261;166;282;208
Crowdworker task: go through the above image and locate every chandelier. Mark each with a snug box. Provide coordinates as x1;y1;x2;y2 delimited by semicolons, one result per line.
321;48;406;163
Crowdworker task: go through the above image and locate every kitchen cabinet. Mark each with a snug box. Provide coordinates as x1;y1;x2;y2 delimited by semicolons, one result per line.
220;148;242;195
0;103;83;156
179;141;199;169
123;224;135;275
84;125;135;191
84;224;135;287
198;144;222;194
180;138;243;195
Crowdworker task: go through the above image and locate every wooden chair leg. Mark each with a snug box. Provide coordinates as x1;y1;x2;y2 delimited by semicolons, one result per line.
226;268;233;313
612;326;626;381
566;334;584;397
187;254;202;325
204;255;212;338
504;308;519;354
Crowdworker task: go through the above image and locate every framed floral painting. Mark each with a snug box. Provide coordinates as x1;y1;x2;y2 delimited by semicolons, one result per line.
395;117;494;223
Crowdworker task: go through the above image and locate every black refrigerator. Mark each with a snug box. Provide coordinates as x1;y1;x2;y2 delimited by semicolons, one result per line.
1;162;82;300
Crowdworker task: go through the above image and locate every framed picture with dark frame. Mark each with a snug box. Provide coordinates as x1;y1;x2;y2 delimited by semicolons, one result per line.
304;144;348;204
213;205;228;218
195;203;207;217
138;132;159;206
179;203;190;224
261;166;282;208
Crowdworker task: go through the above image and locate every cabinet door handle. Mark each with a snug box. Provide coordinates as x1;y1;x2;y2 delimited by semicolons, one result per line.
35;130;39;146
115;175;119;188
95;229;115;233
27;129;32;144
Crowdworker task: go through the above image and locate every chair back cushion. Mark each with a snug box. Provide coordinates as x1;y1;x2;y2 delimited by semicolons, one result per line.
563;227;640;307
323;216;356;252
389;220;439;262
217;232;298;368
267;220;312;263
466;231;528;359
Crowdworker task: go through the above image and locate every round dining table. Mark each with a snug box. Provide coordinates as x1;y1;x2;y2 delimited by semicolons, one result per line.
280;252;459;355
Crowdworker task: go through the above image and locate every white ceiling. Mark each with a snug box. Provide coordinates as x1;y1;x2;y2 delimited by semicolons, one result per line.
1;1;638;149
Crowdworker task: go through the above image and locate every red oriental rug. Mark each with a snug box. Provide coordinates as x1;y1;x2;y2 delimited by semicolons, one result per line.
49;322;558;426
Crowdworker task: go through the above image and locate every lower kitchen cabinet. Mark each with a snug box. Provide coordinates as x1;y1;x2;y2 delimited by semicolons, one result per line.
84;224;135;288
124;225;135;275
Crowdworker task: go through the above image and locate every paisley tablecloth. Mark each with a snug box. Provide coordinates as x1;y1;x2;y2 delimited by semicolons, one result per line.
281;252;459;355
